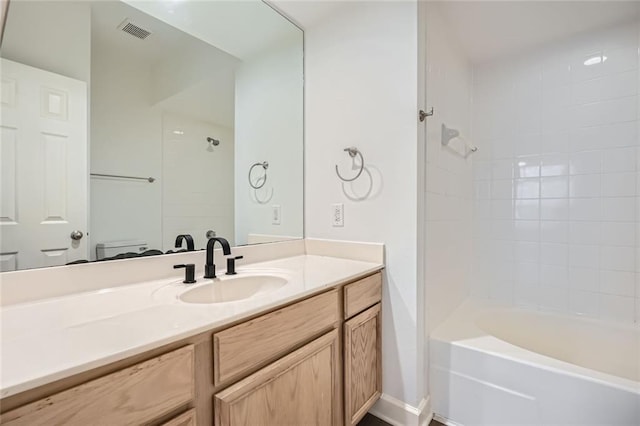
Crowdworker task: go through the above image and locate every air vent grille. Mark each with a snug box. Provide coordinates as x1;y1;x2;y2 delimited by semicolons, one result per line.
119;20;151;40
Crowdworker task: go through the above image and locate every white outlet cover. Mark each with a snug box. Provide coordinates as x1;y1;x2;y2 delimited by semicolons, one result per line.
272;205;281;225
332;203;344;227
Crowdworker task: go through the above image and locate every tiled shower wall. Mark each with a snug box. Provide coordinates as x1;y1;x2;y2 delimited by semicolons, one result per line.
425;3;473;331
471;21;640;323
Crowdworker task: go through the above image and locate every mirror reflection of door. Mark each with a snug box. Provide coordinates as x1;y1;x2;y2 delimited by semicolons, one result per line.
0;59;88;271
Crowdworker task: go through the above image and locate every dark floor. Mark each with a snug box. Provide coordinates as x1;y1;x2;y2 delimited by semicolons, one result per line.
357;413;445;426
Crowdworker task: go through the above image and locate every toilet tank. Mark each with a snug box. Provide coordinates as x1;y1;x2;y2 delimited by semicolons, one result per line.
95;240;148;260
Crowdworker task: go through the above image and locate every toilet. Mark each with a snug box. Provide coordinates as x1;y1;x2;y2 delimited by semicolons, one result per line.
95;240;149;260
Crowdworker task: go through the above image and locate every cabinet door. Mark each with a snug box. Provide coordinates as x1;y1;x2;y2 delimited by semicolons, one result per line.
344;303;382;426
214;329;341;426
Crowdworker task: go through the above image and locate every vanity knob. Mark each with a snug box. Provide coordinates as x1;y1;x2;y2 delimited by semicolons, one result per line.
70;230;84;241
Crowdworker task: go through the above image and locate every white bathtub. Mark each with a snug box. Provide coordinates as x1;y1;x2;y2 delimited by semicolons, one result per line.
430;300;640;426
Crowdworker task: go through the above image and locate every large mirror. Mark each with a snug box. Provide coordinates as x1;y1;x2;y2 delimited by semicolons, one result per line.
0;0;303;271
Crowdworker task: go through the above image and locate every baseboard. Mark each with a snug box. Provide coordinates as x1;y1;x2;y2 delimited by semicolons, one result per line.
369;394;432;426
434;413;464;426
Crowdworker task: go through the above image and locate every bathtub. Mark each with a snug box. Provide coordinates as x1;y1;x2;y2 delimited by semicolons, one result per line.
430;300;640;426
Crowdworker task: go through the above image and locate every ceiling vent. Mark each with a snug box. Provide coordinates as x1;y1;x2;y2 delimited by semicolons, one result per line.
117;19;151;40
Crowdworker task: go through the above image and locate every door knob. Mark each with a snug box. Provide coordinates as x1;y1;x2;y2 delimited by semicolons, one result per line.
70;230;84;241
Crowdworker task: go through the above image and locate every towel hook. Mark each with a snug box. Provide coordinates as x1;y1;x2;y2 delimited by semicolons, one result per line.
248;161;269;189
335;147;364;182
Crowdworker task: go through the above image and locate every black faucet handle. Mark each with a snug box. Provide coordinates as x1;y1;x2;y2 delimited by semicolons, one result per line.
226;256;244;276
174;264;196;284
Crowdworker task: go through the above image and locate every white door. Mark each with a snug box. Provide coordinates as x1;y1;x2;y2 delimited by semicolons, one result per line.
0;58;88;271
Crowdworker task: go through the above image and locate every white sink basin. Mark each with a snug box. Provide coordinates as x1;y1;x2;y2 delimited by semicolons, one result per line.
179;275;288;304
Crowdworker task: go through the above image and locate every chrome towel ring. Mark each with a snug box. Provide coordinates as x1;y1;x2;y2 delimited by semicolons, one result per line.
335;147;364;182
248;161;269;189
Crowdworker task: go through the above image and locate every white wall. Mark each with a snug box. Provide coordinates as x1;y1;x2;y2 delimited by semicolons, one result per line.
162;112;235;249
291;0;425;410
1;1;91;82
424;3;473;334
90;41;163;258
471;21;640;324
234;34;304;245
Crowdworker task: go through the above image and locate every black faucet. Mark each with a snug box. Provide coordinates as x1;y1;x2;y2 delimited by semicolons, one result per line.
204;237;231;279
175;234;195;251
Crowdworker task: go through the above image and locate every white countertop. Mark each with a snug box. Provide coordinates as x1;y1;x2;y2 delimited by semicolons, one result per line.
0;254;383;398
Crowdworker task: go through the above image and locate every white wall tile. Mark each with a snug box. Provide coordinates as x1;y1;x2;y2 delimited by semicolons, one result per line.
570;174;601;198
569;221;601;245
569;198;601;221
514;282;539;308
569;151;602;174
492;199;514;220
538;285;569;312
603;46;639;75
569;267;599;292
515;158;541;178
492;179;514;199
602;147;637;173
474;161;492;180
515;178;540;199
492;159;514;180
514;220;540;241
602;197;636;221
601;222;636;246
599;294;635;323
516;261;539;284
541;176;569;198
516;241;540;263
569;244;600;268
599;269;636;296
471;21;639;324
515;200;539;220
540;264;569;287
541;199;569;220
540;154;569;176
601;245;636;271
569;289;600;317
541;221;569;243
515;133;541;157
541;132;570;154
540;242;569;266
601;172;636;197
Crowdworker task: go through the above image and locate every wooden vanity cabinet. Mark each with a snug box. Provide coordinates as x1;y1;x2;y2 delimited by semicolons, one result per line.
214;330;341;426
1;271;383;426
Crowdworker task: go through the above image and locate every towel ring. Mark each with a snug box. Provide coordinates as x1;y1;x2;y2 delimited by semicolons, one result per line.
335;147;364;182
248;161;269;189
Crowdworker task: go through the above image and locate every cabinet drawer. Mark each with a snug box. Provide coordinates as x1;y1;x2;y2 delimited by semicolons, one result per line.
162;408;196;426
1;345;195;426
344;272;382;319
213;289;339;385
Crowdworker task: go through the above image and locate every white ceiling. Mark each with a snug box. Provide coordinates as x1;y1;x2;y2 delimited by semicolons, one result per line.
274;0;639;64
269;1;350;28
91;1;238;127
123;0;302;60
437;1;640;63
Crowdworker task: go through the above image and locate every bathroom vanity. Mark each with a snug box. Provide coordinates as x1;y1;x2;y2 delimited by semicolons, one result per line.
0;241;383;426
